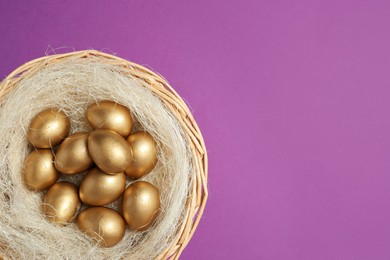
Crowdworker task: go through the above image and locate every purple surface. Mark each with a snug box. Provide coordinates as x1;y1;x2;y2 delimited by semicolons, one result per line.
1;0;390;259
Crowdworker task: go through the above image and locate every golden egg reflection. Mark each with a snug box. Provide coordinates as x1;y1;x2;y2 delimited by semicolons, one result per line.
54;132;93;174
23;149;59;191
88;129;132;174
86;101;133;137
42;182;80;224
80;168;126;206
77;207;125;247
27;108;71;148
125;131;158;179
122;181;160;231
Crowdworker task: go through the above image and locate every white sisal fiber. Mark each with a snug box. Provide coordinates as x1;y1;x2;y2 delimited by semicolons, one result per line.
0;56;193;259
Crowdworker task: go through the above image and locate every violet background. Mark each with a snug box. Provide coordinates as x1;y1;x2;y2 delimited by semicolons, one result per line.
1;0;390;259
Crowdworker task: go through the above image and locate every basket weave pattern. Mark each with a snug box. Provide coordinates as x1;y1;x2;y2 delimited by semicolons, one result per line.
0;50;208;259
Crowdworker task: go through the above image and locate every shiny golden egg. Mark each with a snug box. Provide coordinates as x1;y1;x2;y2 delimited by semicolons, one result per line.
42;182;80;224
86;101;133;137
77;207;125;247
122;181;160;231
79;168;126;206
54;132;93;174
23;149;59;191
27;108;71;148
88;129;132;174
125;131;158;179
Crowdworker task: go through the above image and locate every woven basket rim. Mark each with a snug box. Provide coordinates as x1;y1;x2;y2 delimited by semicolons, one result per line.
0;50;208;260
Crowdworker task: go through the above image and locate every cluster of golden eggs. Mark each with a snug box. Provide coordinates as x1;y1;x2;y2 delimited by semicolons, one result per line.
22;101;160;247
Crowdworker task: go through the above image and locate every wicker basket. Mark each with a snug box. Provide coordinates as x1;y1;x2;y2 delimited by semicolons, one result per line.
0;50;208;259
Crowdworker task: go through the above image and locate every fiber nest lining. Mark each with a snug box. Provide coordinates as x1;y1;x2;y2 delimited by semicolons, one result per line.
0;51;207;259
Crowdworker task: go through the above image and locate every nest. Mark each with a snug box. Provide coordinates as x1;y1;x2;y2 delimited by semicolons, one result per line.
0;50;208;259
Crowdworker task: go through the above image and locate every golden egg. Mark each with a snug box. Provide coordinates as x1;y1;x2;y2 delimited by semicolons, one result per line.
122;181;160;231
23;149;59;191
27;108;71;148
77;207;125;247
125;131;158;179
79;168;126;206
54;132;93;174
88;129;132;174
86;101;133;137
42;182;80;224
